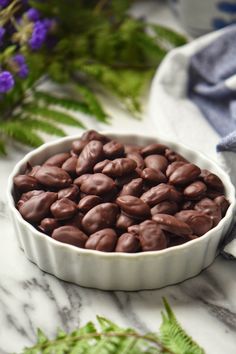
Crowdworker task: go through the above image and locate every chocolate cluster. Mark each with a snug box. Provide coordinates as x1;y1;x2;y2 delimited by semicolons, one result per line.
14;130;230;253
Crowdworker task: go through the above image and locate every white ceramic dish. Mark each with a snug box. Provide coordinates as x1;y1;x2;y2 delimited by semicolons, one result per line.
7;132;236;291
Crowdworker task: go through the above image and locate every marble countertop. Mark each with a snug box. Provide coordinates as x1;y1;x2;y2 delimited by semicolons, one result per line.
1;1;236;353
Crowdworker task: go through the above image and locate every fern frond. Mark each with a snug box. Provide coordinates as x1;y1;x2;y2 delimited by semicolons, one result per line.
96;317;161;354
136;32;167;64
149;24;187;47
23;105;86;128
97;316;121;332
70;322;99;354
36;328;49;345
21;300;205;354
0;121;43;148
70;322;98;349
33;91;92;115
159;298;205;354
76;84;109;123
0;139;7;155
93;23;118;65
22;317;162;353
19;117;66;137
76;62;150;115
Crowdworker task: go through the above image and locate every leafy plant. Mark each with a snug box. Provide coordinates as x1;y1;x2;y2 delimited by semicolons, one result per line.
21;299;204;354
0;0;187;154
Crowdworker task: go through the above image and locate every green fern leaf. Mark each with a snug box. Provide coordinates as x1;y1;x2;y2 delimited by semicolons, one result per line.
76;62;149;114
70;322;99;353
36;328;49;345
55;328;67;340
115;336;140;354
0;121;43;148
22;348;40;354
0;139;6;155
117;19;145;65
71;321;97;337
23;105;86;129
159;298;205;354
93;23;118;65
0;45;17;62
136;32;167;64
96;317;121;332
96;317;160;354
150;24;187;47
110;1;133;19
19;117;66;137
76;84;108;123
89;335;122;354
92;317;136;354
75;62;117;91
33;91;92;115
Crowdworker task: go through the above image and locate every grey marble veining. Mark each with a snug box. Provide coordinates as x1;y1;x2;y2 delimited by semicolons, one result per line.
1;123;236;354
1;2;236;353
1;189;236;354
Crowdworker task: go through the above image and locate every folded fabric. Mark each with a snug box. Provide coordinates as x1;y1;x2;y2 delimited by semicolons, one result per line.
188;24;236;139
149;25;236;258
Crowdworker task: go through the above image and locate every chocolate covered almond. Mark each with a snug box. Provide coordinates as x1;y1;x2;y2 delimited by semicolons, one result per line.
35;165;72;189
82;203;119;234
78;195;102;213
102;158;137;177
76;140;104;175
80;173;115;196
144;154;168;172
44;152;70;167
116;195;150;219
51;198;77;220
52;226;88;248
169;163;201;185
103;140;124;158
19;192;57;223
85;229;117;252
115;233;140;253
175;210;213;236
152;214;192;237
14;175;39;193
139;220;167;251
119;178;143;197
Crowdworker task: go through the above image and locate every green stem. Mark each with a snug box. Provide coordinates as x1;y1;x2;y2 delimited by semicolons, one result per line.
73;58;154;71
10;15;21;32
110;62;154;70
0;0;21;27
24;331;176;353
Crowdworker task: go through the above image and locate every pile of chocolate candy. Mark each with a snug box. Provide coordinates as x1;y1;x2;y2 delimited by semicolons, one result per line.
14;130;230;253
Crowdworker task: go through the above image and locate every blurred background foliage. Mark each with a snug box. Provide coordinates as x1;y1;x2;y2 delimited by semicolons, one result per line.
0;0;187;154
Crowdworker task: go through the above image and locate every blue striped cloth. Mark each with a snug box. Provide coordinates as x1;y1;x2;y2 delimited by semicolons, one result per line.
188;24;236;152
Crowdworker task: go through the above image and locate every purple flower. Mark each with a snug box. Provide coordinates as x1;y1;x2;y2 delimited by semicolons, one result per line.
0;71;14;93
28;20;48;50
26;8;40;22
0;0;10;8
43;19;54;31
13;54;25;65
13;54;29;78
0;27;5;43
18;65;28;78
